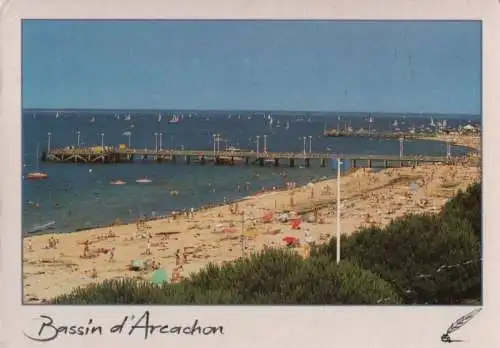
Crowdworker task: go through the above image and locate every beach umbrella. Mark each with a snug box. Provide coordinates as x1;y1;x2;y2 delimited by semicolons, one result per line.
151;268;169;285
130;259;146;270
278;213;289;222
282;236;298;246
307;182;314;188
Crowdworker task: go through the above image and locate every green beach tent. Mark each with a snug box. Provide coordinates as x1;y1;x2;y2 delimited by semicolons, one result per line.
151;268;169;285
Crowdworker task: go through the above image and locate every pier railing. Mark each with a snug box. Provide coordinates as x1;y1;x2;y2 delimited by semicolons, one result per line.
46;147;449;162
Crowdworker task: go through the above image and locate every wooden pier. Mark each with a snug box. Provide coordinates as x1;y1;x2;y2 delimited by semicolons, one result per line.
42;147;452;169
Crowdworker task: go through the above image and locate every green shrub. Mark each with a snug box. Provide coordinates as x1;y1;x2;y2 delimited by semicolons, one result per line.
441;182;481;241
311;213;481;304
51;248;401;305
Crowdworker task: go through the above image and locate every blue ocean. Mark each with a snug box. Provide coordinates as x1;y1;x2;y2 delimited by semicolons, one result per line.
22;110;478;234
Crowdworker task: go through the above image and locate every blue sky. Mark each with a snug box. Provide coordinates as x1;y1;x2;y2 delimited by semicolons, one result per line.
22;20;481;114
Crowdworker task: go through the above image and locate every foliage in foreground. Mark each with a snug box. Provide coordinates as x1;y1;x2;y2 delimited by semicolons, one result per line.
51;248;402;305
440;182;481;242
311;213;481;304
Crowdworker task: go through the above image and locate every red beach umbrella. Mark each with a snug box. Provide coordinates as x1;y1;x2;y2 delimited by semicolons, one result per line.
282;236;298;245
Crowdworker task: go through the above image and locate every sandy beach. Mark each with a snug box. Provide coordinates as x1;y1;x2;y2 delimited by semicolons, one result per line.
22;135;481;303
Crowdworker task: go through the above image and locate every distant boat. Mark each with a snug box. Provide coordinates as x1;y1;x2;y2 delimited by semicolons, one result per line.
27;144;48;180
110;180;127;185
225;145;241;152
136;178;152;183
157;114;162;122
169;115;180;124
55;112;60;119
27;172;49;180
124;114;132;121
28;221;56;233
285;121;290;130
429;116;436;127
89;116;95;123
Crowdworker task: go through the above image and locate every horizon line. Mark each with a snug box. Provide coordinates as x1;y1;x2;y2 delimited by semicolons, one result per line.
22;107;480;117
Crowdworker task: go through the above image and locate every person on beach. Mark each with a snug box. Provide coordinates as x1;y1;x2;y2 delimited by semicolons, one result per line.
108;247;115;262
83;240;90;257
146;239;152;255
27;239;33;252
175;249;181;265
183;249;188;264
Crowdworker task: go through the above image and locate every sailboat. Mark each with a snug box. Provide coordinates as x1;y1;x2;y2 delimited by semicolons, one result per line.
124;113;132;121
429;116;436;127
89;116;95;123
27;144;48;180
55;112;60;119
169;114;180;124
285;120;290;130
157;114;162;122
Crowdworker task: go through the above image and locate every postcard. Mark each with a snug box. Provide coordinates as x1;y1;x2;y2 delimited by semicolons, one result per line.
1;0;498;347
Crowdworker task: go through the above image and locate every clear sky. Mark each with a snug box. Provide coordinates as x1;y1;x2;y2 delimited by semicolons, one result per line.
22;20;481;114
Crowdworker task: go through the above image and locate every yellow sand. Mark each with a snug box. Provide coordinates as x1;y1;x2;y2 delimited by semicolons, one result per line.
22;135;481;303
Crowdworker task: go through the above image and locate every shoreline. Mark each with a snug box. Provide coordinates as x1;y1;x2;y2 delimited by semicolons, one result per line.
23;134;478;237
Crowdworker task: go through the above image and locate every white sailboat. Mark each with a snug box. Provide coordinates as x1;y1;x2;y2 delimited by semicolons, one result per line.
429;116;436;127
285;120;290;130
124;113;132;121
55;111;60;119
158;113;162;122
169;114;180;124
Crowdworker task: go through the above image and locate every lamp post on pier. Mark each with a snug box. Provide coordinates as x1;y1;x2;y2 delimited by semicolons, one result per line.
100;133;104;151
126;132;132;148
47;132;51;152
446;141;452;162
256;135;260;154
212;134;216;152
308;135;312;154
399;137;404;160
159;132;163;151
302;136;306;155
76;130;80;147
154;132;159;152
263;135;267;153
